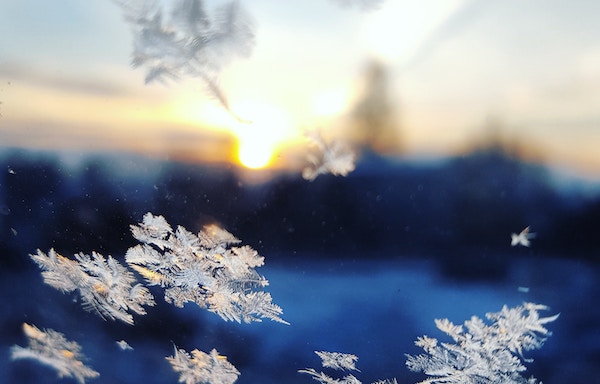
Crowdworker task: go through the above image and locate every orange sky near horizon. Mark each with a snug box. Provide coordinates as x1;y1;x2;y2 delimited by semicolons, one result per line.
2;65;599;180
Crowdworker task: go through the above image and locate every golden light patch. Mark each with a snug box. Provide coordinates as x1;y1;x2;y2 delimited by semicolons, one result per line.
61;349;75;359
93;283;109;295
229;100;295;170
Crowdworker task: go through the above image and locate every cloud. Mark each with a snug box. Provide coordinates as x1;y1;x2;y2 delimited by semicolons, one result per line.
0;117;235;164
0;63;132;98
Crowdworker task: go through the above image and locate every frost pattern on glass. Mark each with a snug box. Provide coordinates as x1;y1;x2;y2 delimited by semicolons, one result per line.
405;302;559;384
30;249;156;325
113;0;254;122
10;323;100;384
166;347;240;384
303;130;356;181
125;212;288;324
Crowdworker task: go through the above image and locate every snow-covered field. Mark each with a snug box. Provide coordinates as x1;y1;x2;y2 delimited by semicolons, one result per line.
2;255;598;383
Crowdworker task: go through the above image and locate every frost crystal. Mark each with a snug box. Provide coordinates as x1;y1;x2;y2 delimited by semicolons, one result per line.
10;323;99;384
167;347;240;384
116;339;134;351
511;226;536;247
126;212;288;324
303;130;356;181
113;0;255;122
30;249;156;325
316;351;360;371
300;351;396;384
405;302;559;384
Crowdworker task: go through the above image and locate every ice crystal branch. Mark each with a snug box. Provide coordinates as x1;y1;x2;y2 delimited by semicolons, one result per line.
126;212;288;324
30;249;155;325
113;0;255;122
405;302;559;384
303;130;356;181
167;346;240;384
300;351;396;384
10;323;99;384
316;351;360;371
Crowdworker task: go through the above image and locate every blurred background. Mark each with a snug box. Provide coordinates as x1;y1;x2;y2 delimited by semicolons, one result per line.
1;0;600;177
1;0;599;383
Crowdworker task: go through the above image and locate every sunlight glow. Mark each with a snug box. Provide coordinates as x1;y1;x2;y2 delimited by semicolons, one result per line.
229;100;296;169
237;135;273;169
169;96;235;130
360;0;467;64
312;88;349;117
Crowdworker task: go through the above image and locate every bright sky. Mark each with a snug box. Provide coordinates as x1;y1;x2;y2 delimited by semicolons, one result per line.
1;0;599;178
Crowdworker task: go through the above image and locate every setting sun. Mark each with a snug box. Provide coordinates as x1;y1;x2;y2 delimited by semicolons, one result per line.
229;100;295;169
236;135;273;169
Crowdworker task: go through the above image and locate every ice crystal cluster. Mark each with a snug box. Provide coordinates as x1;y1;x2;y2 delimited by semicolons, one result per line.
405;302;559;384
29;213;286;326
30;248;155;325
10;323;99;384
125;213;288;324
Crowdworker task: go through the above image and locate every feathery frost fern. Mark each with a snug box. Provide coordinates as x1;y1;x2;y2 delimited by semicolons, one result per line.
113;0;255;121
11;323;99;384
30;248;155;325
303;130;356;181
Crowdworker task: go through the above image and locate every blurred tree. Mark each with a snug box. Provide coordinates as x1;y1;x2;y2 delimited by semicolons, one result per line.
348;60;402;155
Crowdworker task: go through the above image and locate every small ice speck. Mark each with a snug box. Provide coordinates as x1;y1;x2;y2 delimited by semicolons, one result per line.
511;226;535;247
116;340;133;351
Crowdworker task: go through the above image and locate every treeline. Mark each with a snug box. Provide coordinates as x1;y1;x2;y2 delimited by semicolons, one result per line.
1;147;598;276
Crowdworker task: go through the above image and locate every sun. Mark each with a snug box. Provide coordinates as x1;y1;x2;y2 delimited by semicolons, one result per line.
236;135;273;169
167;95;297;169
229;100;294;169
